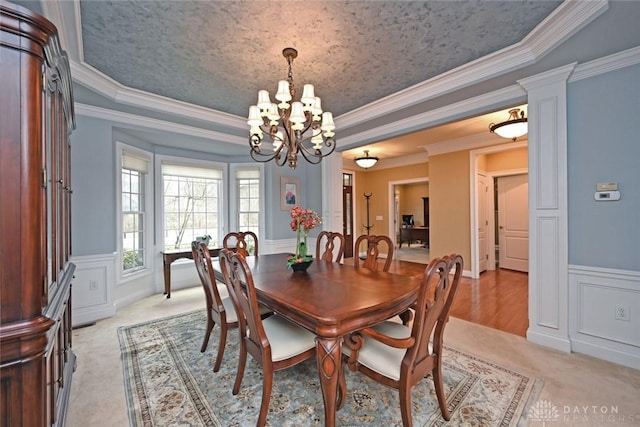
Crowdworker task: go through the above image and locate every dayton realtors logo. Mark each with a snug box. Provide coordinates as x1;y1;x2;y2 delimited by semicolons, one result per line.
529;400;637;425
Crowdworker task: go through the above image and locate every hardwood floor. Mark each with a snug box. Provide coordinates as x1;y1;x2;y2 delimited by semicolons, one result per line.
450;268;528;337
346;257;529;337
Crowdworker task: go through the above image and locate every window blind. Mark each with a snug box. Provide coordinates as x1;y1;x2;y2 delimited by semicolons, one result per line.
122;151;149;173
162;163;222;179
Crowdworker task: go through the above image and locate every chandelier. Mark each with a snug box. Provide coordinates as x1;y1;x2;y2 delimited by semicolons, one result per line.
489;108;528;141
354;150;379;169
247;48;336;169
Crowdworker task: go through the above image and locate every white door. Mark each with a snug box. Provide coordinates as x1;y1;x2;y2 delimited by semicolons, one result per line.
498;174;529;272
477;173;489;273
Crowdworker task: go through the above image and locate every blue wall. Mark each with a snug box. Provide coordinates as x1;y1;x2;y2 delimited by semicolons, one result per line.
70;115;325;255
568;64;640;270
70;117;116;256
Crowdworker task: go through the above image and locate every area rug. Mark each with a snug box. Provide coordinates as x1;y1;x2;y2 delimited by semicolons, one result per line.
118;310;541;426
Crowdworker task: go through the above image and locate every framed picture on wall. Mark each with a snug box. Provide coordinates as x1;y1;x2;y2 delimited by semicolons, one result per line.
280;176;300;210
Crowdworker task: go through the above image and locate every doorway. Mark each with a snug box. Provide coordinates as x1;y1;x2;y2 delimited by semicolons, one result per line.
497;173;529;272
388;177;429;263
470;141;528;278
342;173;354;258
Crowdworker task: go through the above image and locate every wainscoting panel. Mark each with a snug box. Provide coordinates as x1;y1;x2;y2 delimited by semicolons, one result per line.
569;265;640;369
71;253;116;326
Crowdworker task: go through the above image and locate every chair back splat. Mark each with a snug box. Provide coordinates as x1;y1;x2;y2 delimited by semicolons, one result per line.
223;231;258;257
354;234;394;272
191;241;238;372
315;231;346;263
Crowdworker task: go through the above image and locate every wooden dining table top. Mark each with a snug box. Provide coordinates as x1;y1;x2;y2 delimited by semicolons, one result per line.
212;253;422;337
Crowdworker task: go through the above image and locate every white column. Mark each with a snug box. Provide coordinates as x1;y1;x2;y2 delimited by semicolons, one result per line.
519;63;576;352
321;154;343;232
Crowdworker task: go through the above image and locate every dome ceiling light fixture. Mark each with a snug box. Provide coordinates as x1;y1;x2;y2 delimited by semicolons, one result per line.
489;108;528;141
247;47;336;169
354;150;379;169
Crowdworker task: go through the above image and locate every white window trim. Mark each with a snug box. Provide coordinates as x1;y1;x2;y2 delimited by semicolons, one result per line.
116;142;154;283
229;163;265;238
155;154;228;252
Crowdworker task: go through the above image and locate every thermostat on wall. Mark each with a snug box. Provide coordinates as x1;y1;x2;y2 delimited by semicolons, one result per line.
594;190;620;201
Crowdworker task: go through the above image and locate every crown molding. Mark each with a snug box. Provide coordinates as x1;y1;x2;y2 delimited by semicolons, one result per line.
423;133;517;157
337;0;609;129
75;103;246;146
339;84;526;149
370;152;430;171
522;0;608;57
570;46;640;82
71;61;246;130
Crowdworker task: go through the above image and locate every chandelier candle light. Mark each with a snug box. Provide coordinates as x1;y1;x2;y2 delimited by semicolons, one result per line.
247;48;336;169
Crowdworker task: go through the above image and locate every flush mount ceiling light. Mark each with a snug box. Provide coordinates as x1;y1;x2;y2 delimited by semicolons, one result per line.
247;47;336;169
489;108;528;141
354;150;379;169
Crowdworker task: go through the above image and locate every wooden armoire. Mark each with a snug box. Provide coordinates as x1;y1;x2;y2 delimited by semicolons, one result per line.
1;2;76;426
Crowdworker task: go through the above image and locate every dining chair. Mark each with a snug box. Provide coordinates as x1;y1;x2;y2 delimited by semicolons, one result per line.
353;234;394;272
191;241;239;372
354;234;414;324
219;250;317;427
344;254;464;426
223;231;258;256
315;230;346;263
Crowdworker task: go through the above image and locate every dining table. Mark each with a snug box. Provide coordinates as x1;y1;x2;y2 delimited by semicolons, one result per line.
211;253;421;427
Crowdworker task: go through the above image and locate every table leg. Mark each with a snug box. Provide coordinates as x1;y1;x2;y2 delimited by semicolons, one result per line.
163;259;171;298
316;336;342;427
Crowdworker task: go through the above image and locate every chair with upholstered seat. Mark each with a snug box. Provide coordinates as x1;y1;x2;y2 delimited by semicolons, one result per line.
315;231;346;263
223;231;258;256
354;234;394;272
344;254;464;426
354;234;413;324
191;241;239;372
219;249;317;427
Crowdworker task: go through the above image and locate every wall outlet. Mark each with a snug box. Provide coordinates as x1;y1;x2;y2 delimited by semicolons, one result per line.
615;304;630;322
89;280;98;290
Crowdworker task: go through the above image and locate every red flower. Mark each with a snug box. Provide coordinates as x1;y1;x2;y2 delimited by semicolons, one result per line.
289;205;321;234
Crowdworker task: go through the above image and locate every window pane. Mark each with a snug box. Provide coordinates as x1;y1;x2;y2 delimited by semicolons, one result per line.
122;167;146;273
236;176;260;237
162;164;222;251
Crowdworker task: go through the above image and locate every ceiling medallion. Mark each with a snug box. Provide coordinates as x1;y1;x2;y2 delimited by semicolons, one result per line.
247;47;336;169
489;108;528;141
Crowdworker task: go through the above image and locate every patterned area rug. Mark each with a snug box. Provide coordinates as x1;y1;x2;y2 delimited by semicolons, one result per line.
118;310;541;426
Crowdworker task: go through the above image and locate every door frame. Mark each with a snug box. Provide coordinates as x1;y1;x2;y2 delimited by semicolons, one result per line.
387;177;429;251
469;141;527;278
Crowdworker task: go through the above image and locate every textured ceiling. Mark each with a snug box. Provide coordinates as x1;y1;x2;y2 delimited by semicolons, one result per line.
78;0;561;119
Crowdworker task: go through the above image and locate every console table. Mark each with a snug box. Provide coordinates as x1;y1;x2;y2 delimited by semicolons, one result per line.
161;248;221;298
399;227;429;248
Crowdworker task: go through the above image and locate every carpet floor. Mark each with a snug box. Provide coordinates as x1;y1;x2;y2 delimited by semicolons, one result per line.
118;310;541;426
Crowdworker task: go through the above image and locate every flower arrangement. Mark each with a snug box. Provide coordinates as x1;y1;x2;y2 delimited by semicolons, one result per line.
287;206;321;269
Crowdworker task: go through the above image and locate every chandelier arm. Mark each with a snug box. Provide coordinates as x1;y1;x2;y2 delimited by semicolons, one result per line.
296;136;337;163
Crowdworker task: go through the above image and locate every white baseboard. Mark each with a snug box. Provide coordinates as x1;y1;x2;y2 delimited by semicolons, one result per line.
526;329;572;353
